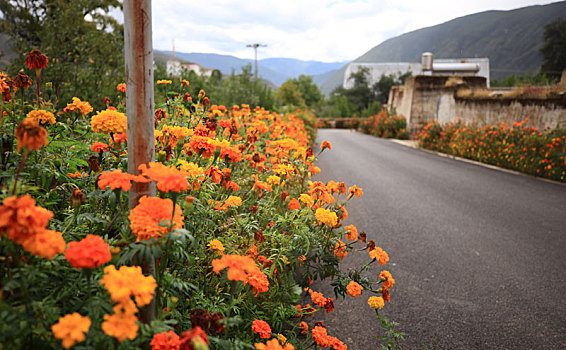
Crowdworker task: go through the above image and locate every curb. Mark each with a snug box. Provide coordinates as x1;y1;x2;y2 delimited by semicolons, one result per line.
388;139;566;187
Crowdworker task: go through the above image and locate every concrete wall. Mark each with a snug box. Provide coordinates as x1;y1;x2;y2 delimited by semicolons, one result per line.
389;75;566;132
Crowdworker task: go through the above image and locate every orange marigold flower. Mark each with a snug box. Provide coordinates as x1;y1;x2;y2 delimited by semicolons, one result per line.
116;83;126;93
369;247;389;265
344;225;358;241
337;205;348;221
186;135;215;157
334;239;348;260
299;321;308;335
204;166;222;184
51;313;91;349
180;326;209;349
15;119;48;151
129;196;184;241
368;296;384;309
25;49;48;70
347;185;363;199
91;109;127;134
248;245;258;259
98;169;135;192
247;270;270;296
212;254;264;286
20;229;65;259
255;338;295;350
306;288;326;308
315;208;338;227
64;97;93;115
252;319;272;339
288;198;301;210
138;162;190;193
0;195;53;244
150;330;181;350
311;326;330;348
379;270;395;289
320;140;332;150
65;234;111;269
157;79;172;85
26;109;55;125
67;171;86;179
91;141;109;153
100;265;156;307
224;195;242;208
101;305;139;343
346;281;363;297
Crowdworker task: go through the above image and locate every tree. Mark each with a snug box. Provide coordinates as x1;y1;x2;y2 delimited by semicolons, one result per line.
372;71;411;105
293;75;323;107
540;19;566;79
0;0;124;109
276;80;305;107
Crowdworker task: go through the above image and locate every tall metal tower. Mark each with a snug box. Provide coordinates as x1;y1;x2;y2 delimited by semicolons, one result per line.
246;43;267;80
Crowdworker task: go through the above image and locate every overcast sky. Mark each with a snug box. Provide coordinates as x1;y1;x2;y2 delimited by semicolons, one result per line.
143;0;559;63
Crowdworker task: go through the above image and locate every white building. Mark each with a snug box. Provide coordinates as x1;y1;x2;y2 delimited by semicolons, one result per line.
166;59;214;78
343;54;490;89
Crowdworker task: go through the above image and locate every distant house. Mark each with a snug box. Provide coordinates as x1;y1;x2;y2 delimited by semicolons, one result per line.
343;54;490;89
166;59;213;77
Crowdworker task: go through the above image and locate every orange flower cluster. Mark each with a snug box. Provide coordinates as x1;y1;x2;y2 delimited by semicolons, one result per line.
100;265;156;307
101;303;139;343
15;119;48;151
150;330;181;350
212;254;269;296
333;239;348;260
305;288;334;313
315;208;338;227
129;196;184;241
251;319;272;339
255;338;295;350
311;325;346;350
346;281;363;297
379;270;395;289
116;83;126;93
347;185;363;199
369;246;389;265
64;234;111;269
64;97;93;115
91;109;127;134
51;313;91;348
90;141;109;153
0;195;65;259
344;225;358;241
26;109;56;125
138;162;190;193
98;169;140;192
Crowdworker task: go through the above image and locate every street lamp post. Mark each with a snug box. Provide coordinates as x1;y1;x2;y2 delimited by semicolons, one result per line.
246;43;267;80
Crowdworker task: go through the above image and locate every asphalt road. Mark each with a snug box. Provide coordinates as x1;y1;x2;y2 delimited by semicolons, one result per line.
311;129;566;350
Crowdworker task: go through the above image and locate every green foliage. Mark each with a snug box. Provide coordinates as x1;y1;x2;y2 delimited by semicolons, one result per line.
490;72;558;87
0;0;124;111
276;75;323;109
540;19;566;79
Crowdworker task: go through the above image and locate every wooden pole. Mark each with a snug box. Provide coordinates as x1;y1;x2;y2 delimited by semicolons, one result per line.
124;0;156;323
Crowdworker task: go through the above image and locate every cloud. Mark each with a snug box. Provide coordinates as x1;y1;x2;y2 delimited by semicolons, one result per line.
147;0;557;62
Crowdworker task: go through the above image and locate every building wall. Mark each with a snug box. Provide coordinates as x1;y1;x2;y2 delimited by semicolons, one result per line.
389;75;566;132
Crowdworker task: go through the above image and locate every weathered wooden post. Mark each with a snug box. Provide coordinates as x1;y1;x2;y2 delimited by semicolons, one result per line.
124;0;156;323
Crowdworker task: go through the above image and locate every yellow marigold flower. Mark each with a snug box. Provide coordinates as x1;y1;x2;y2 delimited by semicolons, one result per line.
315;207;338;227
91;109;127;134
368;296;385;309
101;304;139;343
157;79;172;85
51;313;91;349
346;281;363;297
15;119;48;151
20;229;65;259
208;239;225;254
272;163;295;177
138;162;190;193
100;265;156;307
298;194;314;208
344;225;358;241
224;195;242;208
129;196;184;241
277;334;287;346
26;109;56;125
64;97;93;115
348;185;363;199
266;175;281;185
369;247;389;265
379;270;395;289
177;160;204;178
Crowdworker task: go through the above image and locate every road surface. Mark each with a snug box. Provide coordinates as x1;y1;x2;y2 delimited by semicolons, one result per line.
311;129;566;350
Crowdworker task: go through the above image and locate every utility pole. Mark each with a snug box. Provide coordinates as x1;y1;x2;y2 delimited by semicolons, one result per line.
246;43;267;80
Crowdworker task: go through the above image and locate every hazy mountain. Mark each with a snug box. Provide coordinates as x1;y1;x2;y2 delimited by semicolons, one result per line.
157;50;347;87
316;1;566;95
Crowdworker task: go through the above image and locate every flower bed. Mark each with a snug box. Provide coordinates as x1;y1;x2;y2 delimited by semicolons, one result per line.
359;110;409;139
416;119;566;182
0;50;398;349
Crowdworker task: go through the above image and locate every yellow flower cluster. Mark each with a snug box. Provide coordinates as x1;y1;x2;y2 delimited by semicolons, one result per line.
315;207;338;227
91;109;127;134
51;313;91;348
64;97;93;115
26;109;56;125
